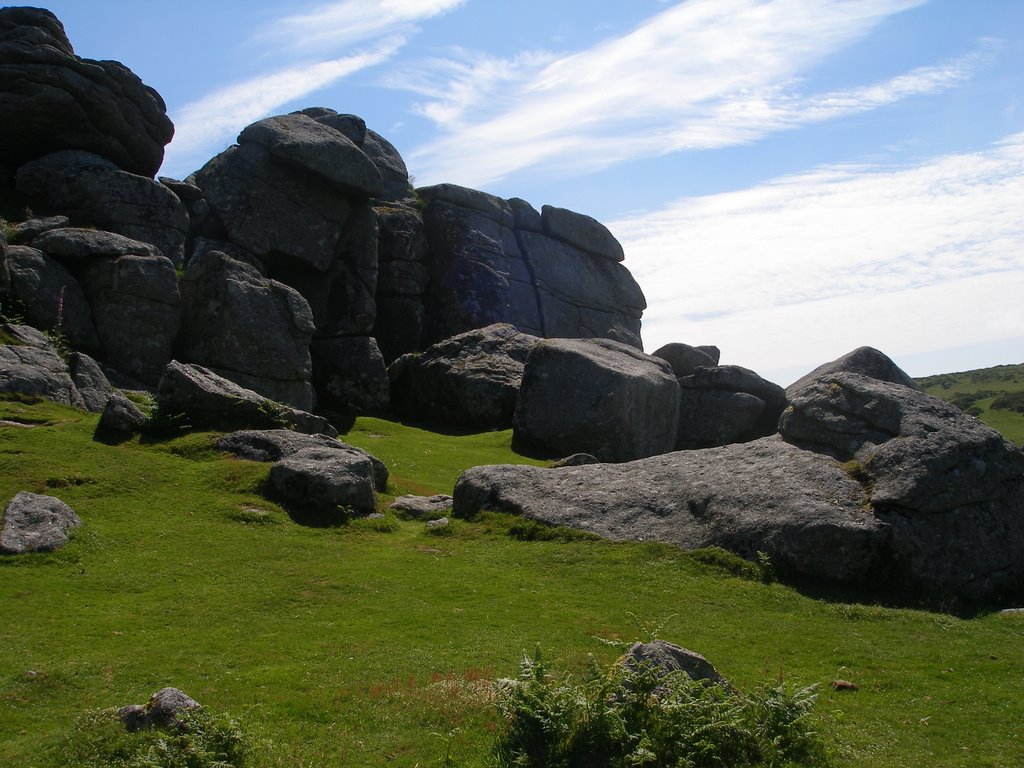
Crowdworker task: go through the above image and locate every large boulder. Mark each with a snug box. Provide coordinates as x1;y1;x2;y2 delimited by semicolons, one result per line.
675;365;787;450
0;7;173;177
787;346;922;396
118;688;199;733
266;446;378;518
214;428;387;491
177;249;315;410
0;323;85;408
155;361;334;436
1;491;81;554
455;366;1024;607
388;323;541;429
651;343;720;377
238;114;383;198
68;351;115;413
512;338;680;462
374;204;428;362
78;248;180;384
418;186;645;348
3;244;98;350
16;151;188;263
310;336;389;414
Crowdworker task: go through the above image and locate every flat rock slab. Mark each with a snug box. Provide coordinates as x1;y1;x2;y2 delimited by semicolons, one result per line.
1;491;82;553
389;494;453;518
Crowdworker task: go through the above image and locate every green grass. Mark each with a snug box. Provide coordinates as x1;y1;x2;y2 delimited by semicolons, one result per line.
1;396;1023;766
917;363;1024;445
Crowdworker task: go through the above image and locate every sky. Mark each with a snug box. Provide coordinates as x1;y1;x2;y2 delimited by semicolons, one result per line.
37;0;1024;385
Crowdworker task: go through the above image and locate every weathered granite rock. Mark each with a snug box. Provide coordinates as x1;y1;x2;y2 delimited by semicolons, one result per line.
359;127;415;203
156;361;335;436
239;114;383;197
652;343;718;378
310;336;389;414
96;390;148;437
118;687;199;733
787;346;922;396
1;491;81;554
79;249;180;383
7;215;69;244
513;338;680;462
389;494;453;518
457;369;1024;606
0;7;173;177
16;151;188;263
676;389;765;450
178;249;314;410
194;142;352;272
267;446;377;518
0;323;85;408
675;365;787;448
214;428;387;491
68;352;114;412
374;204;428;362
388;323;541;429
541;204;624;262
31;226;163;261
418;186;645;348
4;245;98;349
620;640;732;690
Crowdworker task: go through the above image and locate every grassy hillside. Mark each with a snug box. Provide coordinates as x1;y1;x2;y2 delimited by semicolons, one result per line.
917;363;1024;445
2;395;1023;766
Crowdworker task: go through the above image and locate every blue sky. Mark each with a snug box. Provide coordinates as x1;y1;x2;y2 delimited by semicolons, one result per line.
39;0;1024;383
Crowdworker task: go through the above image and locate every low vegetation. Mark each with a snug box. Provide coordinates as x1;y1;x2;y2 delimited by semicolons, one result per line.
917;363;1024;444
1;395;1023;766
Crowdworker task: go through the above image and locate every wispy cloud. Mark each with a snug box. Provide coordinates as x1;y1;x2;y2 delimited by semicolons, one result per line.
253;0;466;55
165;38;403;175
162;0;465;176
395;0;994;187
610;133;1024;380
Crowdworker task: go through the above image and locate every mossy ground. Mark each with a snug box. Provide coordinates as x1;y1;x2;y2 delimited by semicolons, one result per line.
1;395;1022;766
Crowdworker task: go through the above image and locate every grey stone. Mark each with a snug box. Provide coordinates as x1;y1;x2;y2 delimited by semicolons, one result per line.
79;250;180;384
267;446;377;518
426;517;449;528
676;389;765;450
310;336;389;414
652;343;718;378
541;204;624;262
178;249;314;410
118;687;200;733
238;113;383;198
305;109;366;144
96;390;147;437
30;227;163;261
8;215;70;244
214;429;387;492
512;338;680;462
193;142;352;272
156;361;335;436
0;7;173;177
389;494;453;518
16;151;188;264
787;346;922;396
68;352;114;412
1;491;81;554
548;453;601;468
679;365;787;438
360;128;414;203
621;640;732;690
4;245;98;349
0;323;85;408
388;323;541;429
508;198;542;232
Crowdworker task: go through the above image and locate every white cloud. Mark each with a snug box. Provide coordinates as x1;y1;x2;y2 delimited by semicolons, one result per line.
396;0;995;187
164;38;403;176
254;0;467;54
611;133;1024;381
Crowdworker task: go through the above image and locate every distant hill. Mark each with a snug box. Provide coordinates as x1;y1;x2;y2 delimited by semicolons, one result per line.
916;363;1024;445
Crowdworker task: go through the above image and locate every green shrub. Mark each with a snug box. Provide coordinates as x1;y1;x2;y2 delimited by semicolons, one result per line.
492;647;829;768
58;706;250;768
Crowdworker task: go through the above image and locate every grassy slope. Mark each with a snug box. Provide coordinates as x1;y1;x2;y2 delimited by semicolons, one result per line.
917;363;1024;445
1;397;1023;767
